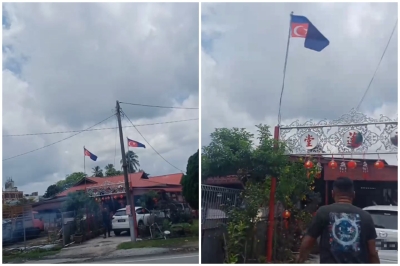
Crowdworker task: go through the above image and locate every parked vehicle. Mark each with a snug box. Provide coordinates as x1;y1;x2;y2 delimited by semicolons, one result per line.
363;205;397;264
111;207;151;236
2;208;44;243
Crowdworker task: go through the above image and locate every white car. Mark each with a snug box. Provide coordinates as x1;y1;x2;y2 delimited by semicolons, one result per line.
112;207;151;236
363;205;398;264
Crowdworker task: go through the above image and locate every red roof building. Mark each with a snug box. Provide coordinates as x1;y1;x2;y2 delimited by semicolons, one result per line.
33;172;184;212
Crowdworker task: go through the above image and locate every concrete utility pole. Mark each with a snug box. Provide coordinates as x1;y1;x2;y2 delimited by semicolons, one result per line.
116;100;136;242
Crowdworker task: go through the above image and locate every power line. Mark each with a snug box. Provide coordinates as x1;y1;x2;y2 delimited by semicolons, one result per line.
120;101;199;110
120;109;185;173
3;118;198;137
356;19;398;111
3;114;116;162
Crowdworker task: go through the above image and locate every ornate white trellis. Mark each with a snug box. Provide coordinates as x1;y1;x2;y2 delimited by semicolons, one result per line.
279;109;398;156
86;181;128;197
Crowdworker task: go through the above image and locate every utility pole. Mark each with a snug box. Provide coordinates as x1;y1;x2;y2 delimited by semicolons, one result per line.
116;100;136;242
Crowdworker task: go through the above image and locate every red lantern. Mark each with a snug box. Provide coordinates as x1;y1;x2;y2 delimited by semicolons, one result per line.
328;160;338;170
114;195;117;199
120;194;123;199
315;172;322;179
347;160;357;170
304;160;314;169
374;160;385;169
283;210;291;219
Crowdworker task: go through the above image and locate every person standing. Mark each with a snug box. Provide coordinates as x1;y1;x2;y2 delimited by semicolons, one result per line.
297;177;380;263
102;207;111;238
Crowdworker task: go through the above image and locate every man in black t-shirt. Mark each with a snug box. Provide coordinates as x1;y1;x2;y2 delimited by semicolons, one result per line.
102;207;111;238
297;177;380;263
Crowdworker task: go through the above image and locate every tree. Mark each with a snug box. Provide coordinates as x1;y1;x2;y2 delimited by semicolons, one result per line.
201;128;254;181
44;184;62;198
56;172;87;191
62;191;100;234
120;151;140;173
105;164;117;176
92;166;104;177
202;125;320;263
202;125;288;183
181;150;199;210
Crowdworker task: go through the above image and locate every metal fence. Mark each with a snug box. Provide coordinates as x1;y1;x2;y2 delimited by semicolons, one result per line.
61;211;76;247
201;184;241;230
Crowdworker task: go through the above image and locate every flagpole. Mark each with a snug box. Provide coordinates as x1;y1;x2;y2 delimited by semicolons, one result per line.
277;11;294;126
84;146;86;185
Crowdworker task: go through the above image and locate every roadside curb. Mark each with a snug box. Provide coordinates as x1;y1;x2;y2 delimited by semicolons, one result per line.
75;246;199;264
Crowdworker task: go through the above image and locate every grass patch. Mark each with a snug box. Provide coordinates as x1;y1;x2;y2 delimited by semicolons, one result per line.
192;219;199;235
117;235;198;250
3;247;61;263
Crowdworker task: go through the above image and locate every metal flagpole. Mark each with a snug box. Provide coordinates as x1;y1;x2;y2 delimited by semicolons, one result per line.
267;12;293;263
277;11;294;126
84;146;86;186
127;138;138;238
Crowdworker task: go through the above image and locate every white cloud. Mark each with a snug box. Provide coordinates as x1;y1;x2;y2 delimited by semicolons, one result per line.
2;3;199;194
201;3;397;165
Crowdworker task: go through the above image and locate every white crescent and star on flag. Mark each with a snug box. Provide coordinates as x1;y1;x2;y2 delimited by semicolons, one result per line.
291;24;308;38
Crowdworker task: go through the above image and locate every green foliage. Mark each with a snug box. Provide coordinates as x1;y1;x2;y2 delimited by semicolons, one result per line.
138;190;158;209
202;128;254;180
181;150;199;210
120;151;140;173
62;191;100;234
44;184;62;198
203;125;321;263
202;125;287;183
92;166;104;177
225;180;270;263
55;172;87;191
105;164;118;176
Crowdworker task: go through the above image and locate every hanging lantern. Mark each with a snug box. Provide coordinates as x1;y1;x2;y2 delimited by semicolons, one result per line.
339;157;347;173
315;158;322;178
347;160;357;170
304;160;314;169
114;195;117;199
328;160;338;170
283;210;291;219
315;172;321;179
362;161;369;179
374;160;385;170
120;194;123;199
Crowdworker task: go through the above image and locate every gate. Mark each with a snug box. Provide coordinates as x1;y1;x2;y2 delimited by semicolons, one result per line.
201;184;241;264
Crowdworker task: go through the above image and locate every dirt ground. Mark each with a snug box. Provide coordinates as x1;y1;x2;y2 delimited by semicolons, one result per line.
3;233;57;250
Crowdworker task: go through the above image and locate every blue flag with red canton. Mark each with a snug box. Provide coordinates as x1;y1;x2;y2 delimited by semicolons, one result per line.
291;14;329;52
127;138;146;148
84;148;98;161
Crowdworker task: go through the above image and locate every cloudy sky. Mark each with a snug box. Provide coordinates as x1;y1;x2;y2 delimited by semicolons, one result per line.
202;2;398;164
2;3;199;194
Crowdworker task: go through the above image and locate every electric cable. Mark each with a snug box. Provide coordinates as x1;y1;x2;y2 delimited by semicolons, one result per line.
356;19;398;110
3;118;198;137
120;109;185;173
120;101;198;110
3;114;116;161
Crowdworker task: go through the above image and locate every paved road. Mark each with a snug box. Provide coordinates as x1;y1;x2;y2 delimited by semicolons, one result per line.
86;253;199;264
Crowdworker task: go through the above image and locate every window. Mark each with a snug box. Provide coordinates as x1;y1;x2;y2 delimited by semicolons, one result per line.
136;208;149;214
366;210;398;230
114;210;126;216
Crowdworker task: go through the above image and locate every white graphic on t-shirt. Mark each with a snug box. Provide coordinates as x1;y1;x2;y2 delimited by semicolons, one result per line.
329;212;361;252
